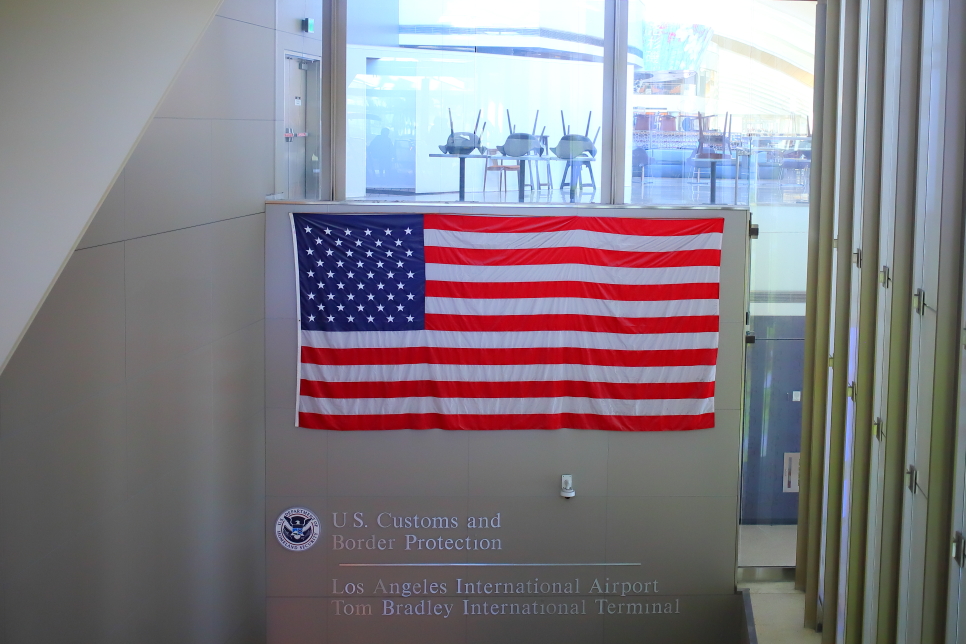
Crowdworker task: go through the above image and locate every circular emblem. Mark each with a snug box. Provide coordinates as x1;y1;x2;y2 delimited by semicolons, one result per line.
275;507;321;551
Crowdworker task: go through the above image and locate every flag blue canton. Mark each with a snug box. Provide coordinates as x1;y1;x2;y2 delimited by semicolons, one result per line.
293;214;425;332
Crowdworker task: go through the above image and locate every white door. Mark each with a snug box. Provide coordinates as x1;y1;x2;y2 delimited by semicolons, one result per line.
896;0;949;641
862;0;917;638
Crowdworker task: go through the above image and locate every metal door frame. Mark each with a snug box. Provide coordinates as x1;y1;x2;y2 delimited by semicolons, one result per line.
283;51;323;201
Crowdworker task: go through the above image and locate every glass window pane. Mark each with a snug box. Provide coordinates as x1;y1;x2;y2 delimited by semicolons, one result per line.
347;0;605;203
625;0;815;208
621;1;817;571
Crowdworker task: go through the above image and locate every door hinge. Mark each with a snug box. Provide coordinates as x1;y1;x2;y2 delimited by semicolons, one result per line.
873;417;884;441
847;381;856;400
914;288;927;315
749;223;759;239
852;248;863;268
879;265;891;287
954;532;966;567
828;354;834;368
907;464;919;494
961;328;966;349
833;238;838;249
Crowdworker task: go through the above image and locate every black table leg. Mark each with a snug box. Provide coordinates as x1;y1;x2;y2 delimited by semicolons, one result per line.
459;157;466;201
710;161;717;204
570;160;579;202
518;160;526;202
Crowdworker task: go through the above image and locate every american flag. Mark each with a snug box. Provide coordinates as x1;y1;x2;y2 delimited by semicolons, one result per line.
292;213;722;431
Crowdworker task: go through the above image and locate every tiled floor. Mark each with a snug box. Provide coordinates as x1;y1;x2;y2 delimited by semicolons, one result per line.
740;582;822;644
738;524;798;567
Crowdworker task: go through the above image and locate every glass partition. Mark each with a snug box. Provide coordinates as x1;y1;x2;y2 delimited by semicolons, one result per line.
346;0;604;203
625;0;815;208
618;0;816;571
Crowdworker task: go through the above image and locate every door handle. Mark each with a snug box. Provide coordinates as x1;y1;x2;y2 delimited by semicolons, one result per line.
284;129;308;142
907;464;919;494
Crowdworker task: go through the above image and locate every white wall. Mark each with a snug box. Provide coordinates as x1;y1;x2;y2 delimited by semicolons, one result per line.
0;0;324;640
0;0;227;374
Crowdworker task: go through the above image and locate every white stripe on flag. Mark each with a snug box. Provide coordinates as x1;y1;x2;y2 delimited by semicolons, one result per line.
299;395;715;417
301;329;721;351
300;362;716;384
425;296;719;318
425;229;723;252
425;264;720;285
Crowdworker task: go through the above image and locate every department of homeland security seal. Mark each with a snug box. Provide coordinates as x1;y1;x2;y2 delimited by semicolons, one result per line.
275;507;321;551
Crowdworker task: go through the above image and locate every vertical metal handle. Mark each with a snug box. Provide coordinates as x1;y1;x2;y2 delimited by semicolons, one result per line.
914;288;926;314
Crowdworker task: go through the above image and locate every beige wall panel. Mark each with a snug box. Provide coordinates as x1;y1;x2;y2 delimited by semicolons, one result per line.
124;346;215;493
0;385;127;577
466;428;610;497
218;0;276;29
0;0;222;374
606;411;740;497
123;118;214;240
212;120;276;220
601;595;740;643
267;211;301;318
157;16;275;121
268;597;328;644
468;612;604;644
326;607;466;643
266;318;299;407
604;496;737;594
278;0;310;35
268;406;328;497
0;243;125;429
211;213;268;338
124;226;216;376
111;460;217;642
216;409;268;527
1;1;274;639
0;444;125;643
213;320;266;429
327;429;471;497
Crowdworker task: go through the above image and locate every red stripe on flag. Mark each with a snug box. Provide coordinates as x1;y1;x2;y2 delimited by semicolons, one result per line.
425;246;720;268
301;346;718;367
299;379;715;400
426;280;719;301
425;313;719;334
298;411;715;431
425;214;725;236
